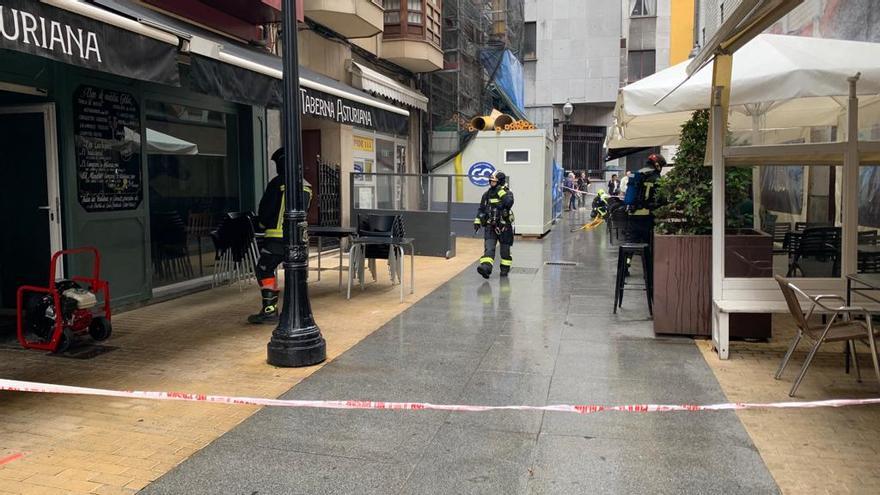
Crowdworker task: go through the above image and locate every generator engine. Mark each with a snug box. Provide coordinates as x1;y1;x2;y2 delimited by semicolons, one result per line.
23;280;109;352
16;247;113;353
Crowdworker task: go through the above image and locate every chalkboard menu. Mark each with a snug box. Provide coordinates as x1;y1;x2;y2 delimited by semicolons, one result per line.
74;85;142;212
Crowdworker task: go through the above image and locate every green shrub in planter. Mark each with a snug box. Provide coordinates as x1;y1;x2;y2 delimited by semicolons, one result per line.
654;109;753;235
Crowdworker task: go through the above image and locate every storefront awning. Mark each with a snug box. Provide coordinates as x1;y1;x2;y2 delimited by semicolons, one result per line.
92;0;409;134
0;0;179;85
351;62;428;112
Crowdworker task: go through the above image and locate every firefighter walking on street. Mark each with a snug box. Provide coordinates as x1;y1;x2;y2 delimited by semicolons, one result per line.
474;171;515;278
248;147;312;324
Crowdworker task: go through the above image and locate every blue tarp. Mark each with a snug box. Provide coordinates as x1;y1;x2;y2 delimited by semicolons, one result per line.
552;159;564;219
480;49;525;115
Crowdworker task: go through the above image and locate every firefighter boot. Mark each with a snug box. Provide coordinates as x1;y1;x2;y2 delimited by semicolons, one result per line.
477;261;492;279
500;257;512;277
248;289;279;324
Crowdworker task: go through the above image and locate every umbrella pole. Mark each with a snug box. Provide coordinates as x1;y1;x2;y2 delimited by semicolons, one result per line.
752;111;763;231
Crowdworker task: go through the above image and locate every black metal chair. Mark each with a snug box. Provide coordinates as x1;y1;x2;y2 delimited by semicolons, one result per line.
354;213;405;284
771;223;792;255
858;230;878;246
858;253;880;273
787;227;841;277
152;211;194;282
795;221;832;232
608;206;629;246
210;212;259;288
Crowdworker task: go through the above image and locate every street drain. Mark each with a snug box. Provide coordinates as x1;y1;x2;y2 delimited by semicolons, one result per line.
508;267;539;275
544;261;579;267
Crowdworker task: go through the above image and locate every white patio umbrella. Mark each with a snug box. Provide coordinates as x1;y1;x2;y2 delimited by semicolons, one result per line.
144;128;199;155
608;34;880;148
123;127;200;155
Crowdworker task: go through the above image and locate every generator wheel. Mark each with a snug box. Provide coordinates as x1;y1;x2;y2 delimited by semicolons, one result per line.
54;328;73;354
89;317;112;342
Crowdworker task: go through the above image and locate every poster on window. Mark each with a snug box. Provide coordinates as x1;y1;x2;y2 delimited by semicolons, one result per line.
760;166;803;214
73;85;142;212
859;167;880;228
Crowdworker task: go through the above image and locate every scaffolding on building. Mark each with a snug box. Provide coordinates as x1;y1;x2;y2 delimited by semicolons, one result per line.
425;0;524;168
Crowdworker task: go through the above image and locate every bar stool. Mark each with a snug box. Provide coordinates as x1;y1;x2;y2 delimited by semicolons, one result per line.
614;243;653;315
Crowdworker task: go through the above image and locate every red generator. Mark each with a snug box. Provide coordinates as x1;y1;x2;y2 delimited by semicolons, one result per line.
16;247;112;353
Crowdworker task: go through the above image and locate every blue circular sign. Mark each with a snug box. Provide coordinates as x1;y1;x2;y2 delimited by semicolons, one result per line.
468;162;496;187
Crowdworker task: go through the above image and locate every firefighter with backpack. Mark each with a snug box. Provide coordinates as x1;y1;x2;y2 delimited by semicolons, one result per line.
474;171;515;278
623;153;666;244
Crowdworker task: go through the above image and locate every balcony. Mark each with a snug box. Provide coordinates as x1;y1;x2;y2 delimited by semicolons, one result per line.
381;0;443;73
304;0;384;38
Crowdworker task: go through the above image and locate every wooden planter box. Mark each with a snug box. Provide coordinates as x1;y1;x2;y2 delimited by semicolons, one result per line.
653;232;772;338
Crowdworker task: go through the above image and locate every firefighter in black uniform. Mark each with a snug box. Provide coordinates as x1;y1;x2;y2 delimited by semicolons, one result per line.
591;189;611;219
625;153;665;244
474;171;515;278
248;148;312;324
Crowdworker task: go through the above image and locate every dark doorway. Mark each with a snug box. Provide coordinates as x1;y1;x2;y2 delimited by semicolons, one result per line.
0;109;52;320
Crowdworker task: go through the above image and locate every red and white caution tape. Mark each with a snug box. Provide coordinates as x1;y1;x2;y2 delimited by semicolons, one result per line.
2;378;879;414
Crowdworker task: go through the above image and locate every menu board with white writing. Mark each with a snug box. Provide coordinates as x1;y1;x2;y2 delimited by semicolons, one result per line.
74;85;142;212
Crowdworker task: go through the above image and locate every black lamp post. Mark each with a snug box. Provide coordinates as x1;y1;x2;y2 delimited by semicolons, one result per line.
267;0;326;367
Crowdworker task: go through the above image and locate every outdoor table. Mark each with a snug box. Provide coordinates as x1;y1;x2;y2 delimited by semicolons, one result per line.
347;236;415;302
844;272;880;373
307;226;357;289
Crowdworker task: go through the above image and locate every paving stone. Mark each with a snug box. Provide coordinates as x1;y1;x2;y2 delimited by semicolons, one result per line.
141;445;412;495
477;335;561;376
398;425;535;495
526;433;777;494
445;370;552;434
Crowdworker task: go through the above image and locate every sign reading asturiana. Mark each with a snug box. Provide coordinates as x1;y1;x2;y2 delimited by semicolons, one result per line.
298;85;409;136
0;0;179;86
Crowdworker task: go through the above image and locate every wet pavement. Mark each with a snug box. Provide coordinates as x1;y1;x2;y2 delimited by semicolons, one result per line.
144;215;778;494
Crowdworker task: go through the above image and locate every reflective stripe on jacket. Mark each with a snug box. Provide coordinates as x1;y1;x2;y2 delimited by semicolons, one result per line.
474;185;515;226
263;182;312;239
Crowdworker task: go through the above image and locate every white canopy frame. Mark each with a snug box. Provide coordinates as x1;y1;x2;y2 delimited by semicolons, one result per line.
709;64;880;359
608;35;880;151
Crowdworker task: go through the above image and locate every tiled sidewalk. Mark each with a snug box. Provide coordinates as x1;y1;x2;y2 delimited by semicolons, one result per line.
0;239;483;495
698;315;880;494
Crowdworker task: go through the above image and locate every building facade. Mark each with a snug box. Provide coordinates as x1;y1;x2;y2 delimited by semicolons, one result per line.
523;0;683;176
523;0;620;177
0;0;440;312
696;0;880;48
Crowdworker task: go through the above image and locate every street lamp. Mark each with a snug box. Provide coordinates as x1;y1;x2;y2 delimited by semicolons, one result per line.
267;0;327;367
562;100;574;122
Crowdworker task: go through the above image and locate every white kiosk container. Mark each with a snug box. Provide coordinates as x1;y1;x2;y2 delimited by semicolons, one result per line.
433;129;554;236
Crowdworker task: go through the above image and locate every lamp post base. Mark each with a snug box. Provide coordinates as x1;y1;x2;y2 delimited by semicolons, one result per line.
267;327;326;367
